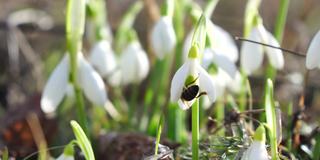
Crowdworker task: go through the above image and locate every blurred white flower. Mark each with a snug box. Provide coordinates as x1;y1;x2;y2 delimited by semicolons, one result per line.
183;21;238;63
56;154;74;160
41;53;108;114
108;41;150;86
306;30;320;69
151;16;176;59
240;24;284;75
241;125;269;160
89;40;117;77
170;45;216;110
119;41;150;85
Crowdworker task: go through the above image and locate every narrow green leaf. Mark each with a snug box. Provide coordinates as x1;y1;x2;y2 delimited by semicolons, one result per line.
313;133;320;160
70;120;95;160
264;79;278;160
2;147;8;160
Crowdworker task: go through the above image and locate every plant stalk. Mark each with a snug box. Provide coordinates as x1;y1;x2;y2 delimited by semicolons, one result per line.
192;99;199;160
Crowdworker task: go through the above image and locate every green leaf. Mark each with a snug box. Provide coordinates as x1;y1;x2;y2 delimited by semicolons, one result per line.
313;133;320;160
264;79;278;160
70;120;95;160
2;147;8;160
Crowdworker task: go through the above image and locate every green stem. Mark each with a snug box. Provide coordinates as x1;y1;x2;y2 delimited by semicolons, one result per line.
192;99;199;160
155;114;164;155
204;0;220;18
267;0;289;80
66;0;88;135
129;84;139;127
74;81;88;135
215;99;225;136
274;0;289;43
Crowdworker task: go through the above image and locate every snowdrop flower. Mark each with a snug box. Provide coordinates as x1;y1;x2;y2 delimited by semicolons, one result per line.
118;41;149;85
151;16;176;59
170;44;216;110
241;125;269;160
89;40;117;77
41;53;107;114
183;20;238;62
306;30;320;69
56;143;74;160
56;154;74;160
241;24;284;75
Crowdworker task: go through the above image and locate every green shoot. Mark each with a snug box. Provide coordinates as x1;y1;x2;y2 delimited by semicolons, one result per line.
70;120;95;160
264;79;279;160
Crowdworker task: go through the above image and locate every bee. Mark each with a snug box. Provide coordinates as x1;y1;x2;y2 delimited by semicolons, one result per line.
180;76;206;104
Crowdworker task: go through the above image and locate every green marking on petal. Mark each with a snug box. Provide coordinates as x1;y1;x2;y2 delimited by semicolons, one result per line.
185;75;197;86
253;125;266;143
252;14;262;27
208;63;218;75
188;44;200;59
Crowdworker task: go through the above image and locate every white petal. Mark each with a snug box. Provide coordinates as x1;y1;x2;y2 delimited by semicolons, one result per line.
89;40;117;77
263;29;284;69
170;61;190;102
241;141;269;160
207;21;239;62
306;30;320;69
240;27;264;75
120;42;149;85
78;53;107;106
227;71;242;93
108;68;122;87
197;66;216;102
151;16;176;59
178;99;195;110
212;49;237;78
202;48;215;69
41;55;69;114
210;72;227;99
56;154;74;160
135;45;150;82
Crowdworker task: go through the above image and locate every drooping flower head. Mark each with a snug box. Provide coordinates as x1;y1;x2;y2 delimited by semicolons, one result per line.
151;0;176;59
170;44;216;110
89;40;117;77
241;125;269;160
240;16;284;75
41;53;108;114
306;30;320;69
170;15;216;109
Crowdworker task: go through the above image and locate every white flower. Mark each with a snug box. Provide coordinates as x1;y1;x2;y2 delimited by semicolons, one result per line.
202;48;237;79
183;21;238;63
89;40;117;77
241;125;269;160
119;41;150;85
306;30;320;69
240;24;284;75
206;21;239;62
170;45;216;110
41;53;107;114
241;141;269;160
151;16;176;59
107;41;149;87
56;154;74;160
